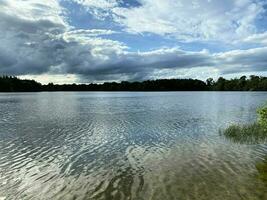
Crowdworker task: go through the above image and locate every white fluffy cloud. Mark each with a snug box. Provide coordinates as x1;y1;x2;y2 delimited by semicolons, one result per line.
72;0;119;9
1;0;66;25
118;0;264;42
243;32;267;45
74;0;266;42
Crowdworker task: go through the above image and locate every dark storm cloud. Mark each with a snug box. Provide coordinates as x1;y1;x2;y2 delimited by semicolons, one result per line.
0;12;64;34
216;47;267;74
63;48;214;80
0;1;67;75
0;49;17;67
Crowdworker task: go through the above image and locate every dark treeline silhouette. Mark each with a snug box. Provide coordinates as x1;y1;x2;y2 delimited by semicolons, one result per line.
2;75;267;92
207;75;267;91
43;79;207;91
0;76;42;92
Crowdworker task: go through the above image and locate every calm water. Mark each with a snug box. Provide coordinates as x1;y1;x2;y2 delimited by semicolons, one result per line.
0;92;267;200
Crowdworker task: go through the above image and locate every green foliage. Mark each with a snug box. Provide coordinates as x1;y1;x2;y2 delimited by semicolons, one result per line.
206;78;214;87
210;75;267;91
257;106;267;129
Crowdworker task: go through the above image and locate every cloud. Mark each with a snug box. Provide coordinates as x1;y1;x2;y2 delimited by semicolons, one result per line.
71;48;214;81
0;0;213;81
1;0;267;83
70;0;120;20
69;46;267;81
0;0;67;74
0;0;122;78
71;0;119;10
63;29;118;38
215;47;267;74
73;0;266;42
243;32;267;45
1;0;66;25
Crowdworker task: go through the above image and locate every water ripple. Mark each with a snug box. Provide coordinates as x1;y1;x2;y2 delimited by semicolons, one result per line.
1;92;267;199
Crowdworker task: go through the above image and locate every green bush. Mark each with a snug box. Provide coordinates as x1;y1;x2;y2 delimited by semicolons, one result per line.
257;106;267;129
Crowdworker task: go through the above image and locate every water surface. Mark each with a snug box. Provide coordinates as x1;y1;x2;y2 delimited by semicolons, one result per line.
0;92;267;200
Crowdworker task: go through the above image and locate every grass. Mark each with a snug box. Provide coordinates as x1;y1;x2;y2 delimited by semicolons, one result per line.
222;122;267;144
222;104;267;144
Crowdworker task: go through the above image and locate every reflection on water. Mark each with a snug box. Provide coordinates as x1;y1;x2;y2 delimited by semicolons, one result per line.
1;92;267;200
256;156;267;187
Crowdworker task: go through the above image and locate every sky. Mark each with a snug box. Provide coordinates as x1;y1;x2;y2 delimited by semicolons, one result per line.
0;0;267;84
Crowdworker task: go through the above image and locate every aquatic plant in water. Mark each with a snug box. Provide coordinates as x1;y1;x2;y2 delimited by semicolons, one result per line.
222;123;267;144
222;105;267;144
222;104;267;186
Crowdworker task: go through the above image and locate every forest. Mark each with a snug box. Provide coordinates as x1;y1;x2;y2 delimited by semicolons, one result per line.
1;75;267;92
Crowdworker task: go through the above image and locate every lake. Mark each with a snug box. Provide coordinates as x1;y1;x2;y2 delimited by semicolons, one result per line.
0;92;267;200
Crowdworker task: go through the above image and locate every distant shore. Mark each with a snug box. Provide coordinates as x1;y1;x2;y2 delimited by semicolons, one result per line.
1;75;267;92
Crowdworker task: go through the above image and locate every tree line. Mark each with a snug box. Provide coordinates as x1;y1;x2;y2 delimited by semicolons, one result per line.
1;75;267;92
